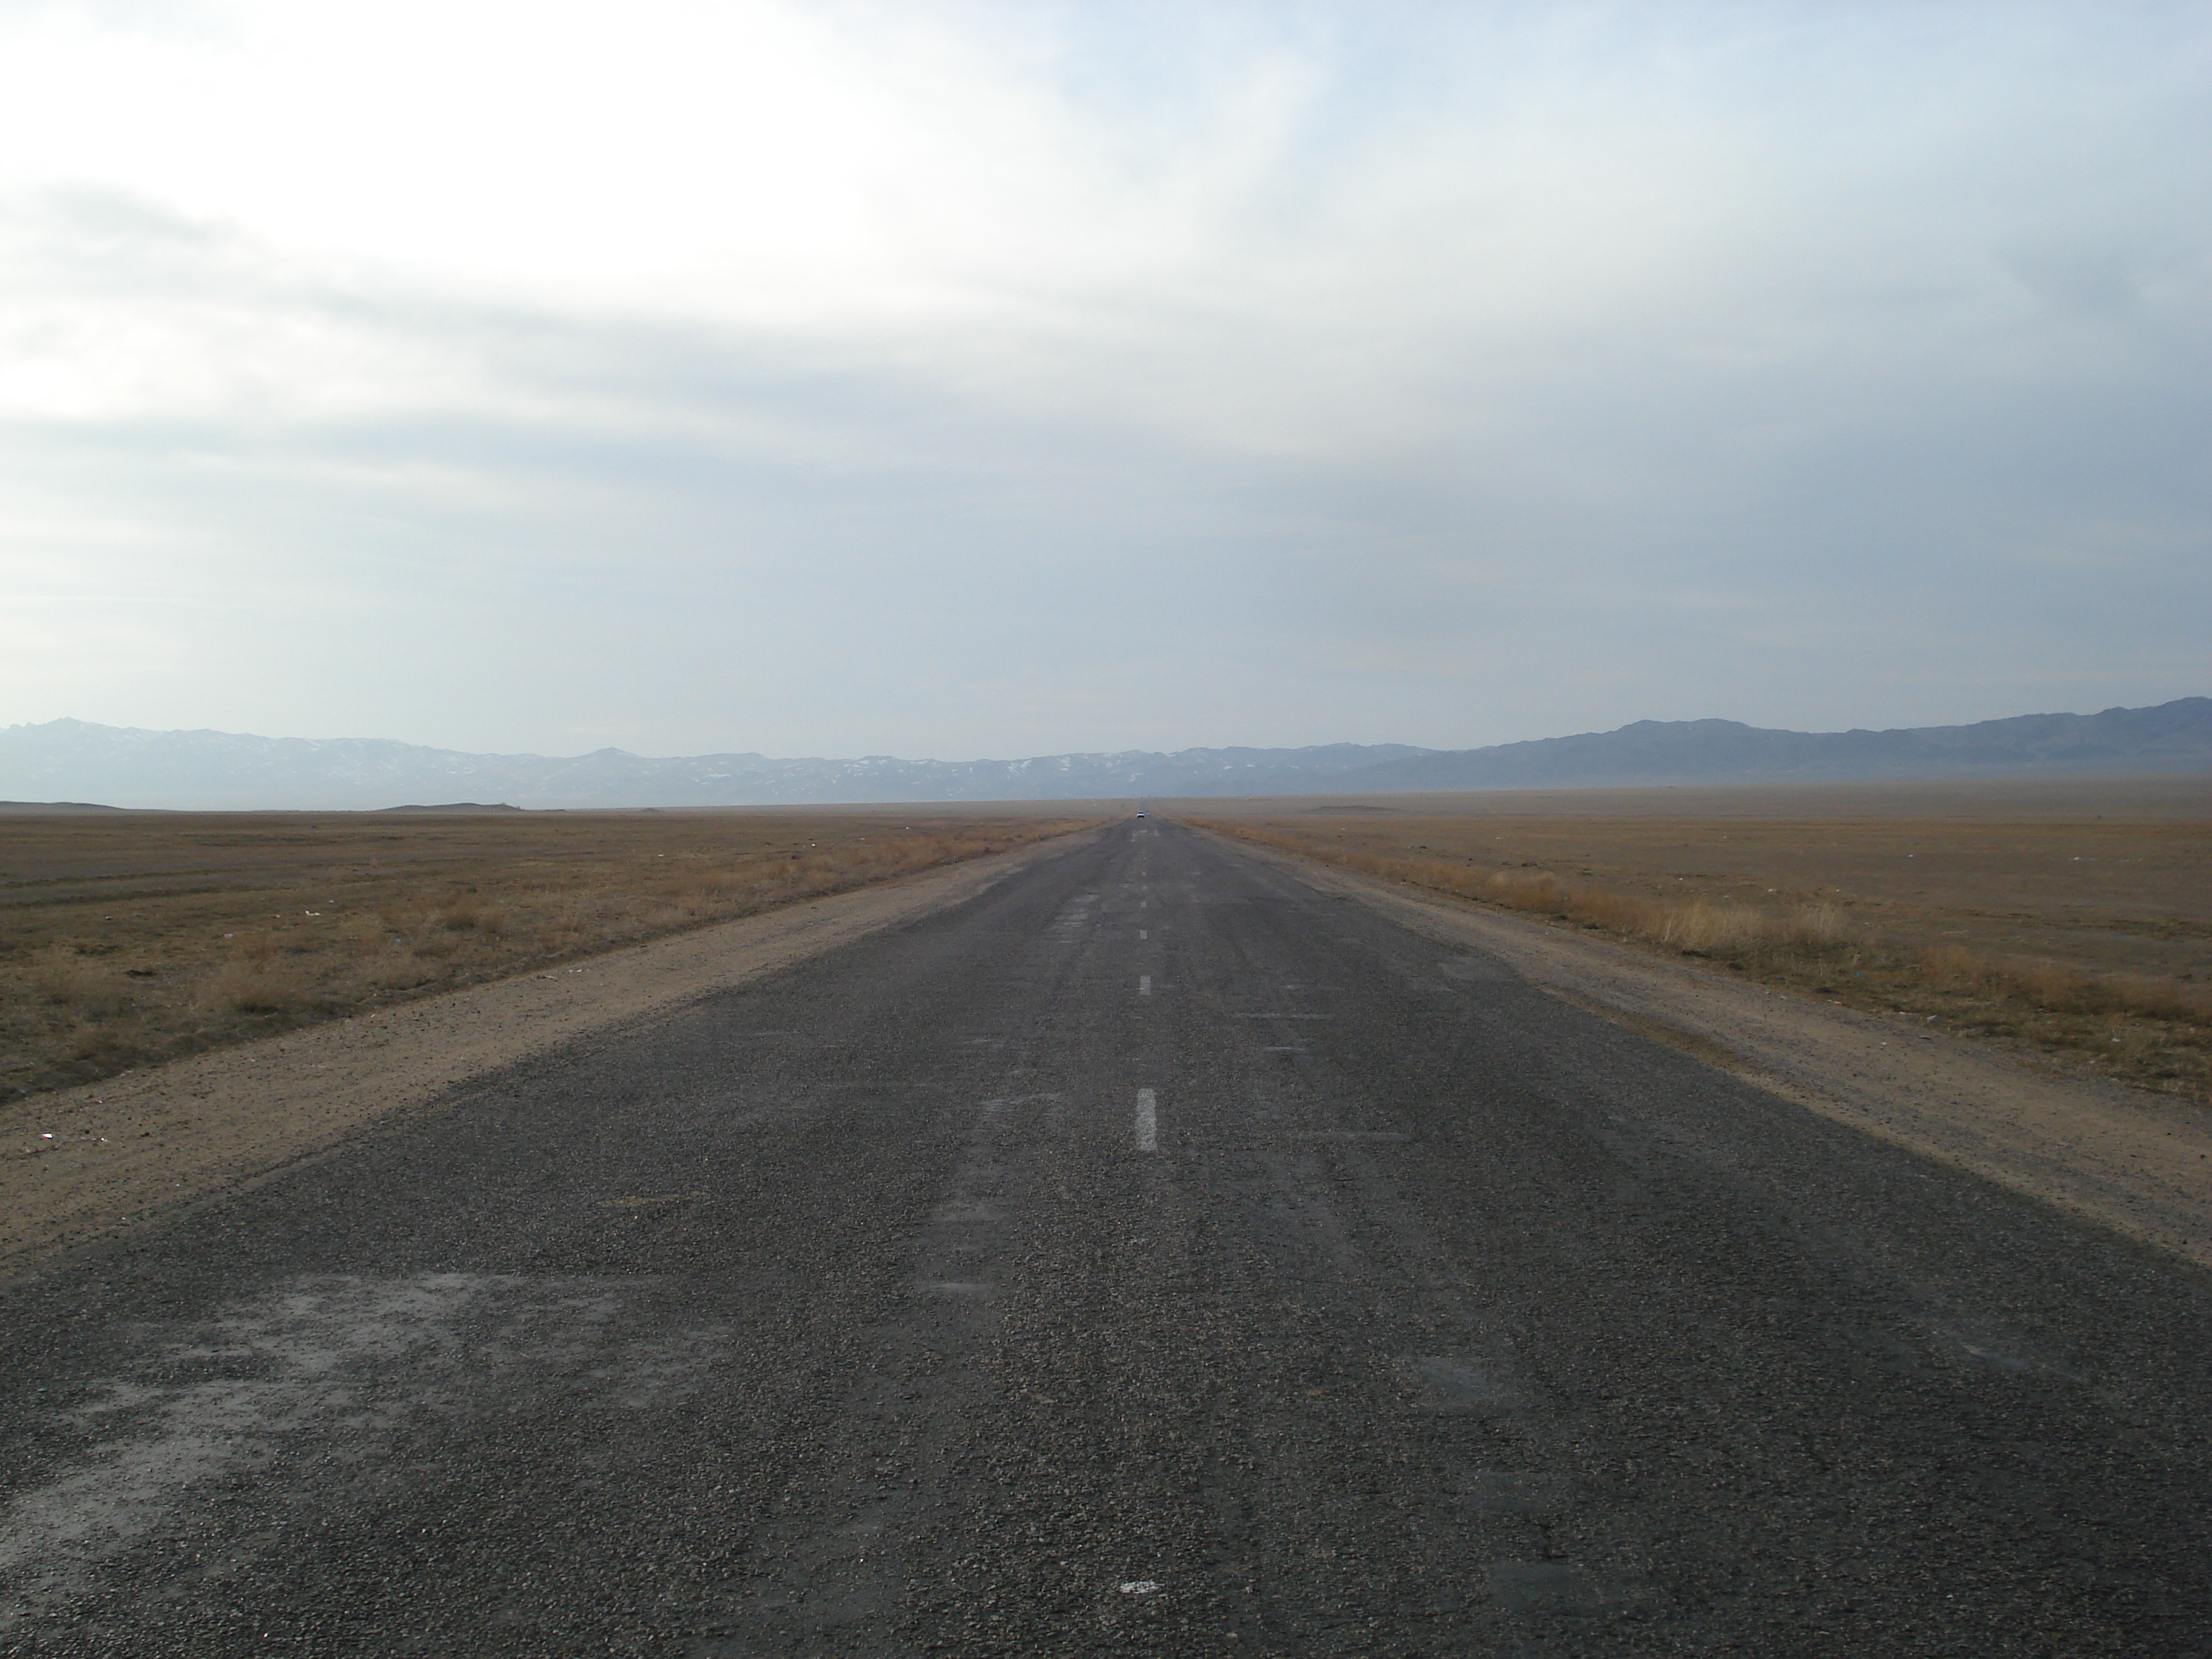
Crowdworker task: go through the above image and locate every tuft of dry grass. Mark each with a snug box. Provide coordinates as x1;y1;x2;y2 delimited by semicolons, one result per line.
29;950;130;1012
1;809;1102;1101
197;959;315;1015
436;894;503;932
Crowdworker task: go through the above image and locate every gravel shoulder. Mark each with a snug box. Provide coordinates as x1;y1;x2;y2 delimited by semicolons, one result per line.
0;830;1100;1280
1224;833;2212;1269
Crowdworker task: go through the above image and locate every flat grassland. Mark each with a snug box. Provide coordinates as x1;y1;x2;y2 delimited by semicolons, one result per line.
2;805;1103;1101
1179;775;2212;1101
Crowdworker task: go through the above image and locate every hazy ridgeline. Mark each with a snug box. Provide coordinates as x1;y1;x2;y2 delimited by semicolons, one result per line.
1185;776;2212;1101
2;809;1100;1100
4;698;2206;809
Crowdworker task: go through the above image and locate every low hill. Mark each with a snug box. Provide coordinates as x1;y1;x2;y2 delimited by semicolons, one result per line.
0;699;2202;809
374;802;527;814
0;723;1434;809
1333;698;2212;792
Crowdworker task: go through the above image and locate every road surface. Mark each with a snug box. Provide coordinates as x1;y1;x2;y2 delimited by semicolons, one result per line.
4;819;2208;1655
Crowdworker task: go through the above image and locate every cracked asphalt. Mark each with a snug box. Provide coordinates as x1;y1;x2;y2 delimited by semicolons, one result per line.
2;817;2208;1655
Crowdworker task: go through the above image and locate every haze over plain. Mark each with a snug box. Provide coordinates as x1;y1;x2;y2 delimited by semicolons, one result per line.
1;1;2206;763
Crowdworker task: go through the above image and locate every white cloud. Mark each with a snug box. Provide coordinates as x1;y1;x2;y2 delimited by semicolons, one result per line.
0;0;2206;756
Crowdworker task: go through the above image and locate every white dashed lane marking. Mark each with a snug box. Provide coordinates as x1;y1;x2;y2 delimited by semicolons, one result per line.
1135;1089;1158;1152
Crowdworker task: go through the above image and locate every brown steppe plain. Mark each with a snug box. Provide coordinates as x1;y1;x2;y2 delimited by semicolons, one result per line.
2;778;2208;1279
1;804;1104;1103
1177;773;2212;1103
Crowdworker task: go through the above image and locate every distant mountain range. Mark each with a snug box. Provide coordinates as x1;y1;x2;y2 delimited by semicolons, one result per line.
1;699;2204;810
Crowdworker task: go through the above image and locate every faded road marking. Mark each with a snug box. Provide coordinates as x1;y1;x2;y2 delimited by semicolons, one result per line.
1135;1089;1158;1152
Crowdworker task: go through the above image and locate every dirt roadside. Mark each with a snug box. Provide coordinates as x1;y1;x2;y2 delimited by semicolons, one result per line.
1226;835;2212;1271
0;830;1102;1281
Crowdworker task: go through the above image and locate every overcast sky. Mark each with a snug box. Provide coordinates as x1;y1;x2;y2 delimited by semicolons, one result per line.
1;0;2206;761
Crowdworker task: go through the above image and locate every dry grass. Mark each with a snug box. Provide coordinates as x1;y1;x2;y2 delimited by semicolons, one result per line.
1198;828;1872;968
0;808;1100;1100
1919;942;2209;1022
1187;781;2212;1101
29;950;130;1013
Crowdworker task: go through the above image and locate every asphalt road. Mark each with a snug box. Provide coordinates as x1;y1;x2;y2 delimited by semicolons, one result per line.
4;818;2209;1656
